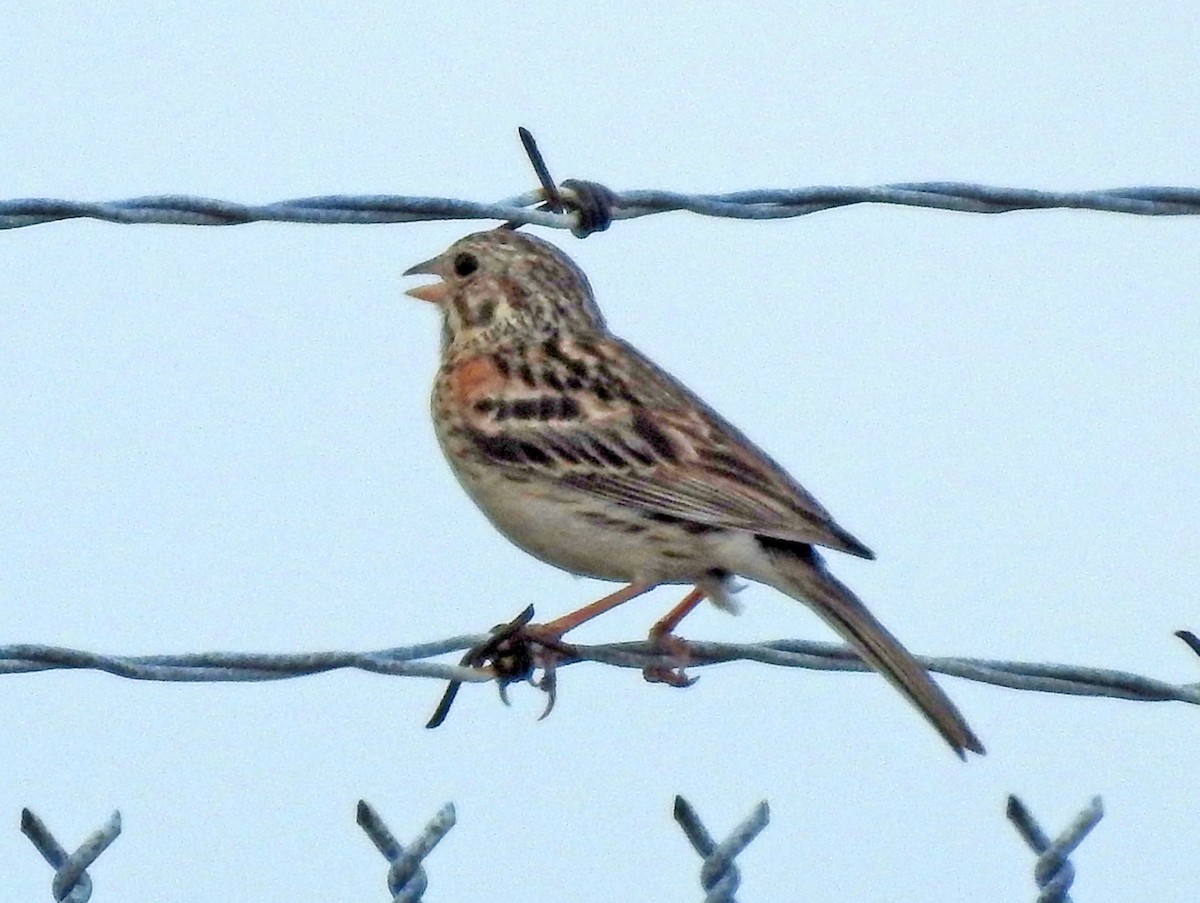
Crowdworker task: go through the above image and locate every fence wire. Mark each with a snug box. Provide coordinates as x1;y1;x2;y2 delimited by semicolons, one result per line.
3;183;1199;233
2;627;1197;708
6;131;1187;901
673;796;770;903
2;130;1198;235
358;801;456;903
17;794;1109;901
1007;795;1105;903
20;808;121;903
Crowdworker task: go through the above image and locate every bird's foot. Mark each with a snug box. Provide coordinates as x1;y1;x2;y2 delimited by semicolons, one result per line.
642;628;699;688
427;605;550;728
425;605;585;727
513;621;578;720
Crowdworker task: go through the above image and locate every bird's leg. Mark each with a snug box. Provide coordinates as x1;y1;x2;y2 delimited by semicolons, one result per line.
643;586;706;687
513;581;659;719
649;586;707;640
532;581;658;639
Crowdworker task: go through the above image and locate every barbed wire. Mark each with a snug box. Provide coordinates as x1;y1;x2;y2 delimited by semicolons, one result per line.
3;128;1199;235
3;620;1197;717
1007;795;1104;903
4;130;1189;902
3;183;1199;234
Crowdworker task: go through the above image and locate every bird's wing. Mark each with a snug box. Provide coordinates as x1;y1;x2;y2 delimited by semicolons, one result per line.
451;334;874;559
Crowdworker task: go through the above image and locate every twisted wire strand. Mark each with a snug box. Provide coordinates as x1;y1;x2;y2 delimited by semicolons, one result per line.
673;796;770;903
14;795;1113;900
1007;795;1104;903
2;183;1199;232
357;801;456;903
20;808;122;903
2;632;1196;704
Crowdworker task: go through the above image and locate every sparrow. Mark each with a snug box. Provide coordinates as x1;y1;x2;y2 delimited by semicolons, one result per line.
404;228;983;757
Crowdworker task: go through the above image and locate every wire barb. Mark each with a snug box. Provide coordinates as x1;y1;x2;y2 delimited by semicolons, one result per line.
357;800;456;903
1175;629;1200;661
20;808;122;903
673;795;770;903
508;128;615;237
1007;795;1104;903
560;178;617;236
517;126;565;213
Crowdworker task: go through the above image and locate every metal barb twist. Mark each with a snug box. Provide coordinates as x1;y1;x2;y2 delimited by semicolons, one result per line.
673;795;770;903
425;605;538;729
517;126;566;213
20;808;122;903
1175;629;1200;661
357;800;456;903
511;128;615;237
1006;795;1104;903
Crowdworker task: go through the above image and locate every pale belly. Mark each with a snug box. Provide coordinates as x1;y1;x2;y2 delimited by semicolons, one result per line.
451;464;707;585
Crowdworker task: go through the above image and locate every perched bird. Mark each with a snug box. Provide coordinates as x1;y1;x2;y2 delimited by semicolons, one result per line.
404;228;983;757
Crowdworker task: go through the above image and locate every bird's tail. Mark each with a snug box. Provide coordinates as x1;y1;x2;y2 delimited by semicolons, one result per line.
762;540;984;758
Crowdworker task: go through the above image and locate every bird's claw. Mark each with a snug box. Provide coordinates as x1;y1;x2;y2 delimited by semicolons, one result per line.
426;605;536;728
493;624;564;718
426;606;573;727
642;665;699;687
641;631;698;688
534;667;558;720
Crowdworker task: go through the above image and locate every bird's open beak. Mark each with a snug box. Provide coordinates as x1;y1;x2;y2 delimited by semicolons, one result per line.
403;256;449;303
405;281;449;303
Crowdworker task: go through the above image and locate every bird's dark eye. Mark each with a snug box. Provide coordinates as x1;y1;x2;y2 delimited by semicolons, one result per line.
453;252;479;277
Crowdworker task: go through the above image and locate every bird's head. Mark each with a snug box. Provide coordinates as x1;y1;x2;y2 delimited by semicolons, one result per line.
404;229;607;350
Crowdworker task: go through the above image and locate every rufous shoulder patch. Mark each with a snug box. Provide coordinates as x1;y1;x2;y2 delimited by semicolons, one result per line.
448;355;507;407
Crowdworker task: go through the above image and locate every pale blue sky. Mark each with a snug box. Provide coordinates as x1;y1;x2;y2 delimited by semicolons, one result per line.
2;4;1198;900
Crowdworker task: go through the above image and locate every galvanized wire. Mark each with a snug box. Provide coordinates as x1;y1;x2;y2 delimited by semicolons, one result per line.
673;796;770;903
1007;795;1104;903
357;801;456;903
2;631;1197;705
6;132;1181;901
20;808;121;903
14;797;772;901
2;183;1199;233
0;638;491;684
14;795;1113;899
